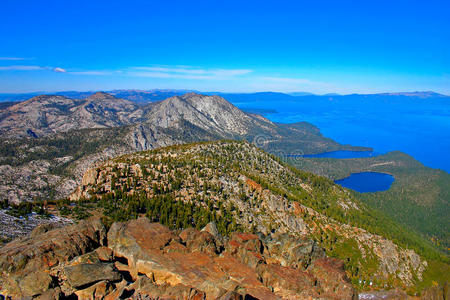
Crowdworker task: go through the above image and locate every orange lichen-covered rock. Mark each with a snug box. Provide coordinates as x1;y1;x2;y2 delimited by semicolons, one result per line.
0;217;106;298
246;178;262;191
0;217;357;299
106;218;356;299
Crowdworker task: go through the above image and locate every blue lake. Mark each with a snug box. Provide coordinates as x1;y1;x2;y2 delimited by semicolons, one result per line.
299;150;379;159
334;172;395;193
232;95;450;173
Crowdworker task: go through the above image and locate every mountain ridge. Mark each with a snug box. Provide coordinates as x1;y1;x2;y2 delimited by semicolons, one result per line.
0;92;142;138
0;92;366;204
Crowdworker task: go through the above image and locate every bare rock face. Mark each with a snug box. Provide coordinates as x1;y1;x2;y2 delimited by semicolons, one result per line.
201;221;220;238
307;258;356;299
0;216;358;298
0;92;142;138
126;276;207;300
4;216;442;299
264;232;326;269
81;167;99;186
107;217;356;300
145;93;275;137
179;227;219;255
63;263;121;289
0;217;106;297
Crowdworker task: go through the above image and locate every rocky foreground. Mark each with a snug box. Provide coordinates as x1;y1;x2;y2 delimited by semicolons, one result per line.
0;217;358;299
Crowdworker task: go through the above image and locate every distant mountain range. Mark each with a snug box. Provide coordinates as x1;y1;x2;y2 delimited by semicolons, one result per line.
378;91;448;98
0;90;192;104
0;90;447;104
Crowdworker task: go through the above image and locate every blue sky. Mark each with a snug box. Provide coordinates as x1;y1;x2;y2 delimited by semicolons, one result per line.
0;0;449;94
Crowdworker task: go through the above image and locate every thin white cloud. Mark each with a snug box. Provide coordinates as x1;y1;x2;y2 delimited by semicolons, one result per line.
0;65;69;73
0;57;30;61
0;63;253;81
0;65;44;71
53;67;66;73
133;66;251;76
129;66;252;80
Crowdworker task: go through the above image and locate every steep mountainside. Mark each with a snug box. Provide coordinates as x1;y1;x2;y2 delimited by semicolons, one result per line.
67;141;447;293
0;93;366;203
146;93;275;136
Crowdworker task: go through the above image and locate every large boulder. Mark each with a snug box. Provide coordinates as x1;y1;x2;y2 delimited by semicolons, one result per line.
307;257;356;299
74;280;115;300
34;287;63;300
264;233;325;269
63;263;121;289
107;218;237;298
127;275;207;300
0;217;107;298
180;227;219;255
1;217;358;299
201;221;220;239
107;217;356;299
226;232;266;268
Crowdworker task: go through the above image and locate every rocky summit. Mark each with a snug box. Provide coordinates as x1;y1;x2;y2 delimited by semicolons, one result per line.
0;217;356;299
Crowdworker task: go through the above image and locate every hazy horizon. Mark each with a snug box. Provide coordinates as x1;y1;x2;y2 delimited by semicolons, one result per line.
0;89;448;98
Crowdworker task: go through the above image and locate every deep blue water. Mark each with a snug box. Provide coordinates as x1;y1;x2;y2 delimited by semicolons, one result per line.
299;150;379;159
334;172;395;193
231;95;450;173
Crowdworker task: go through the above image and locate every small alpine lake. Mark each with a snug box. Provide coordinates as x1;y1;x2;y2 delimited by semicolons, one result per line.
334;172;395;193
